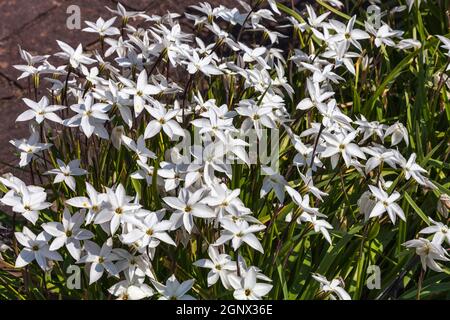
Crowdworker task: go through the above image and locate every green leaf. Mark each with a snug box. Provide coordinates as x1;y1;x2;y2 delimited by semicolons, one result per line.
404;192;430;226
367;50;421;113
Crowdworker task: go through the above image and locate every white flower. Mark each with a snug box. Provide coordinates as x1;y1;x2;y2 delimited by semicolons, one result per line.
42;209;93;260
384;122;409;146
365;23;401;48
316;104;352;138
83;17;120;37
301;63;344;84
96;80;133;127
292;137;322;171
130;160;160;186
324;0;344;8
437;194;450;218
354;115;384;142
329;16;370;51
299;172;328;201
202;183;245;220
190;102;236;141
220;131;250;165
184;50;222;76
361;145;397;175
321;131;366;168
305;4;330;29
267;0;281;15
228;267;273;300
65;94;111;139
215;219;265;253
66;182;107;224
357;190;377;221
108;271;154;300
16;96;65;124
77;238;120;284
164;188;215;234
152;275;195;300
10;131;52;167
55;41;96;69
260;166;287;203
120;69;161;117
13;47;50;80
1;184;51;224
189;143;235;186
157;161;185;192
45;159;86;191
436;35;450;57
312;273;351;300
15;227;62;271
106;2;143;21
121;135;156;163
407;0;427;11
419;218;450;246
95;184;141;235
111;125;125;150
0;175;43;195
236;99;275;139
121;212;176;248
239;42;268;68
368;183;405;224
397;153;429;186
193;245;237;288
396;38;421;50
322;41;360;75
302;214;333;244
285;186;321;216
236;255;273;283
403;238;449;272
144;103;185;140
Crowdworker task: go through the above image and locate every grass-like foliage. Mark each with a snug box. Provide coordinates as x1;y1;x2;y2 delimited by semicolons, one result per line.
0;0;449;300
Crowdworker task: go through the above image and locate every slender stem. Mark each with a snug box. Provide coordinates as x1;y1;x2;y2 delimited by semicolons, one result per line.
29;163;36;185
310;123;325;168
40;124;49;171
416;268;424;300
42;271;49;298
236;1;261;43
148;50;166;76
33;83;38;101
100;36;105;56
339;166;350;205
430;59;450;109
376;161;384;185
62;68;72;106
182;74;195;125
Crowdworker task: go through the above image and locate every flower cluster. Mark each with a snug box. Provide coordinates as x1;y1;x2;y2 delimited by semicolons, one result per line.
0;1;448;300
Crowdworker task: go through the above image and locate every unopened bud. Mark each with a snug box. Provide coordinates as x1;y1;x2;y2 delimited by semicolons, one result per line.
111;125;124;150
437;194;450;218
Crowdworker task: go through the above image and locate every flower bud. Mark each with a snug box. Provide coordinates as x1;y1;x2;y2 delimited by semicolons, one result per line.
111;125;124;150
437;194;450;218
